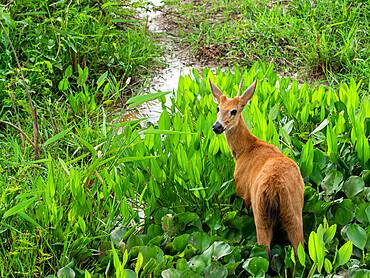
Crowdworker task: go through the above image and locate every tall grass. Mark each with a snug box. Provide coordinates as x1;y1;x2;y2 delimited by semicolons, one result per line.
164;0;370;87
0;0;163;102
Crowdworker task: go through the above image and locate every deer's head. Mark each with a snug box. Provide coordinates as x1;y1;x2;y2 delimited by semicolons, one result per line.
210;77;257;134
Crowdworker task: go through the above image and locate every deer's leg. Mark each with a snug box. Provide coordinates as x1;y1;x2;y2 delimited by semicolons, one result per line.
279;202;304;259
252;202;273;259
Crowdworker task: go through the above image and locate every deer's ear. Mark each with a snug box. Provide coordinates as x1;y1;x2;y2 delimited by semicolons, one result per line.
209;79;224;104
240;79;257;107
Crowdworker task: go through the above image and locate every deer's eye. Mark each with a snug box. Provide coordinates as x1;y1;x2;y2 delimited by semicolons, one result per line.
230;109;237;116
216;107;220;113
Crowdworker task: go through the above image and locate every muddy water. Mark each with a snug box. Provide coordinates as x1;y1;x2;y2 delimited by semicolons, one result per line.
121;0;193;125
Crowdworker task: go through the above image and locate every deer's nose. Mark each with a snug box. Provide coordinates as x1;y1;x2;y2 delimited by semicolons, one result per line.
212;122;224;134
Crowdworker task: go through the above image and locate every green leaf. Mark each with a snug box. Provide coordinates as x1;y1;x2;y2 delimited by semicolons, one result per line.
17;212;41;228
127;235;144;252
141;257;156;277
44;128;71;147
242;257;269;276
57;266;75;278
176;258;190;271
342;176;365;198
323;224;337;243
188;232;211;253
135;252;143;275
308;231;324;273
117;156;158;163
297;243;305;267
311;119;328;134
141;129;193;135
224;261;243;275
58;78;69;91
346;224;367;250
3;197;36;218
97;71;108;86
324;258;333;274
336;240;353;266
75;135;97;157
65;65;72;78
321;170;343;196
173;234;190;252
161;269;182;278
299;139;314;178
127;91;171;109
140;246;164;266
212;242;233;260
250;246;269;260
204;262;228;278
188;255;206;273
335;208;354;226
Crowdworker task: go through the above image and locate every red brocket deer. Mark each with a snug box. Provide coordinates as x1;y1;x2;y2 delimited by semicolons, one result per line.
209;77;304;258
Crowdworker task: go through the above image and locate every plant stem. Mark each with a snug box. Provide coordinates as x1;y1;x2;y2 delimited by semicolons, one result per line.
0;19;40;160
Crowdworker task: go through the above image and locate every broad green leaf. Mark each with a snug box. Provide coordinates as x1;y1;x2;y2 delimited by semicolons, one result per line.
355;203;370;224
141;257;156;277
127;235;144;252
335;208;354;226
127;91;171;109
75;136;97;157
321;170;343;196
117;156;158;163
299;139;314;178
140;245;164;266
323;224;337;243
124;269;137;278
224;261;243;275
346;224;367;250
188;232;211;253
110;228;125;246
65;65;72;78
324;258;333;274
97;71;108;86
297;243;305;267
141;129;193;135
342;176;365;198
204;262;228;278
250;246;269;260
135;252;143;275
173;234;190;252
242;257;269;276
3;197;36;218
57;266;75;278
212;242;233;260
161;269;182;278
189;255;206;273
17;212;41;228
311;119;328;135
308;231;324;273
176;258;190;271
58;78;69;91
336;240;353;266
44;128;71;147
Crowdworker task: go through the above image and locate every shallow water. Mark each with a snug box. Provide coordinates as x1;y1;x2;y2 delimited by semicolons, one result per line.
120;0;193;126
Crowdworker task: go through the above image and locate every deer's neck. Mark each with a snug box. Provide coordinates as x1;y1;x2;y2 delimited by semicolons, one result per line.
224;114;257;160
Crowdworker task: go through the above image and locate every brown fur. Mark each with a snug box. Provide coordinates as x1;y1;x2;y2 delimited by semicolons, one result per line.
210;78;304;255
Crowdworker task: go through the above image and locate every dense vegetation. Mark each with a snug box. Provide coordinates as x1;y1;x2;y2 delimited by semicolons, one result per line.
164;0;370;87
0;0;369;277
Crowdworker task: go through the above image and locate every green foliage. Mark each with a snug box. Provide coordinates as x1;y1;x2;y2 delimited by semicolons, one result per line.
164;0;370;87
0;0;163;104
1;60;369;276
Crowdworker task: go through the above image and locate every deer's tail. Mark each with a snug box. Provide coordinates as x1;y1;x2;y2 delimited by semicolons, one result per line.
264;189;280;227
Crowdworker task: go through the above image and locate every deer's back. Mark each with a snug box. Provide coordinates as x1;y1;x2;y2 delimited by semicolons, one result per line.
234;140;304;206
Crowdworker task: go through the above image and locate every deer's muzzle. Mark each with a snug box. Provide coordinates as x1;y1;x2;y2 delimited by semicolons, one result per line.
212;122;224;134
